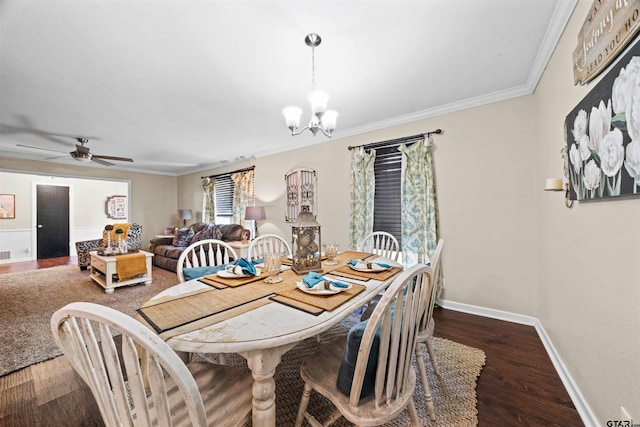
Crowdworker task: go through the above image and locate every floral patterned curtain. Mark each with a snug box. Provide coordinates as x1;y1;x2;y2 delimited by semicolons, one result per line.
202;177;215;223
349;147;376;249
231;169;254;230
399;136;441;293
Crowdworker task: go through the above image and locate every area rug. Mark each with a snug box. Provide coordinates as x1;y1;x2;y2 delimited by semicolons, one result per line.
0;265;179;376
221;317;487;427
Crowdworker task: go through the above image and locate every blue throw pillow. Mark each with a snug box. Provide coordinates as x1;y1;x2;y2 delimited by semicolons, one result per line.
336;319;380;400
182;265;225;281
336;302;396;400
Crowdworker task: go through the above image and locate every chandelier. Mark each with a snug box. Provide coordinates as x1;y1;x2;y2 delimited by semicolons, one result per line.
282;33;339;138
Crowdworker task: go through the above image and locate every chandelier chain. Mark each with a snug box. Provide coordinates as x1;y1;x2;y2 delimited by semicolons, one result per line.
311;45;316;90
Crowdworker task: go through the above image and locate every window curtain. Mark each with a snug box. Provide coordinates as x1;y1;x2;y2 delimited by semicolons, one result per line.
398;136;441;293
349;147;376;249
202;177;215;223
231;169;254;230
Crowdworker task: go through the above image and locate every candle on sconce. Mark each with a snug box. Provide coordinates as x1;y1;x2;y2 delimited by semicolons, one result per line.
545;178;564;191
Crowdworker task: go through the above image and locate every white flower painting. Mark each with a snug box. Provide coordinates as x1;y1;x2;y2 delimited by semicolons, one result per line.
565;40;640;200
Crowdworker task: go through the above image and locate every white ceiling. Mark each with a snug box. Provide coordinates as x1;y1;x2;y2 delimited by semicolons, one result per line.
0;0;577;176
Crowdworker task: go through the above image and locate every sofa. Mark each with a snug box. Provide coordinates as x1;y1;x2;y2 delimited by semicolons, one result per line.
149;222;249;272
75;223;143;270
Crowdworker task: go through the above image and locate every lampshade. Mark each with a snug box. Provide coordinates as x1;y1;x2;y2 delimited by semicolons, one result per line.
245;206;266;221
321;110;339;131
177;209;192;220
307;89;330;116
282;106;303;130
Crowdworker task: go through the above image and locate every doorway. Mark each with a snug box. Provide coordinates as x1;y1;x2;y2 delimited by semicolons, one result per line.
36;185;70;259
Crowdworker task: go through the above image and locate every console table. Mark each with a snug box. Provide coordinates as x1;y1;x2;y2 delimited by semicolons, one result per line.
90;250;154;294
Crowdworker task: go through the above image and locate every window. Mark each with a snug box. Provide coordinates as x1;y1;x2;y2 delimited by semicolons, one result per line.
214;175;234;224
373;146;402;246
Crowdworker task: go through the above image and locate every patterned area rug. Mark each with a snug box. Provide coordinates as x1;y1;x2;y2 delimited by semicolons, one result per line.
219;313;487;427
0;265;179;376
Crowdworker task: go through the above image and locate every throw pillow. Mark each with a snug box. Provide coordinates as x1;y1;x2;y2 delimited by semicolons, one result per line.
182;265;226;281
336;319;380;400
191;223;223;243
172;228;195;247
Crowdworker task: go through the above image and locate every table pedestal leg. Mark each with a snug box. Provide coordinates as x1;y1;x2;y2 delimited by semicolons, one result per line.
241;343;297;427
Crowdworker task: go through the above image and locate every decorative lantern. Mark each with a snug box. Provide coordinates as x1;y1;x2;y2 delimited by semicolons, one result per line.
291;205;322;274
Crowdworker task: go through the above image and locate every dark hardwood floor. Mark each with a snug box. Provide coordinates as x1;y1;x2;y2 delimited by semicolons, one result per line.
0;257;584;426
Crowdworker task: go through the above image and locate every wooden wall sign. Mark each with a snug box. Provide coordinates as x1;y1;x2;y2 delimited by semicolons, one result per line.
573;0;640;85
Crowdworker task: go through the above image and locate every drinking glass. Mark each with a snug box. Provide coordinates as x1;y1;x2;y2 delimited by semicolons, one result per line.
264;252;283;283
323;243;338;265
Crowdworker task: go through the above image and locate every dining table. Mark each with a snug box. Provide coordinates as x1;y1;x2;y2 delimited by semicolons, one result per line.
136;250;403;427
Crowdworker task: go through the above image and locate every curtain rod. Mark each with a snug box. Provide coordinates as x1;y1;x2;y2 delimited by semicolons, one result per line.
347;129;442;151
201;165;255;179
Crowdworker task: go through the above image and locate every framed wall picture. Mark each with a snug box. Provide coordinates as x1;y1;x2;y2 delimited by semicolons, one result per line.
0;194;15;219
285;167;317;222
565;36;640;201
105;195;127;219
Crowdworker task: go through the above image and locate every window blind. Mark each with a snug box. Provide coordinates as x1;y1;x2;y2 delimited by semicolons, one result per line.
214;175;234;220
373;146;402;246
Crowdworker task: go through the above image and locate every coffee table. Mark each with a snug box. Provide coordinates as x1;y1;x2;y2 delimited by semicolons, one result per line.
90;250;154;294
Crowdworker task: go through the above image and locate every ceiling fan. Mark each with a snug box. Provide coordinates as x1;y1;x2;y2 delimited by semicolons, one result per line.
17;137;134;166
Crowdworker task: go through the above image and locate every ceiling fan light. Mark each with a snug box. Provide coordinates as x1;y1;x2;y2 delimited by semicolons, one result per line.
282;106;303;130
73;156;91;163
307;90;329;116
321;110;339;132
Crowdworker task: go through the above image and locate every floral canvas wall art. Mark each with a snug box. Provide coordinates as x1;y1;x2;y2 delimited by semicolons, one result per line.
565;36;640;201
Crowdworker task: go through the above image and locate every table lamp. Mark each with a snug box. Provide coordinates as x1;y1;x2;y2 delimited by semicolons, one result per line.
177;209;192;228
244;206;266;239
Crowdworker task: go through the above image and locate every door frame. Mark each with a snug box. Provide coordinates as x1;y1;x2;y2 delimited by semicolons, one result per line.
32;182;73;260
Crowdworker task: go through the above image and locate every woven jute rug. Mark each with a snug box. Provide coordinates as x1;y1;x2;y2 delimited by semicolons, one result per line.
213;311;487;427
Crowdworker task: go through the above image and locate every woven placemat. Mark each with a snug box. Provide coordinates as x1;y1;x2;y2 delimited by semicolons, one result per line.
202;271;268;287
273;283;366;311
331;265;402;281
269;295;324;315
137;282;276;334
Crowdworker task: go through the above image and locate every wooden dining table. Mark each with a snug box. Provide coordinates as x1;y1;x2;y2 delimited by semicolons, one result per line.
136;251;403;427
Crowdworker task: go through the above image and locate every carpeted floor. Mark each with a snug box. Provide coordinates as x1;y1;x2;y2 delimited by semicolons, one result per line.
2;264;486;426
0;265;179;376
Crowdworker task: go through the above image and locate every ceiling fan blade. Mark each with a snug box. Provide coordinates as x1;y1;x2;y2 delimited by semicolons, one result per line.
91;157;114;166
16;144;68;154
44;155;70;160
92;154;134;162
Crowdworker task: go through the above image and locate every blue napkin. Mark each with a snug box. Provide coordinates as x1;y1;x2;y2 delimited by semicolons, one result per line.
233;258;257;276
302;272;349;289
348;260;391;268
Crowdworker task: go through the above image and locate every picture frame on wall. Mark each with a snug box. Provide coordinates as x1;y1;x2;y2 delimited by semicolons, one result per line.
565;36;640;201
0;194;15;219
105;195;127;219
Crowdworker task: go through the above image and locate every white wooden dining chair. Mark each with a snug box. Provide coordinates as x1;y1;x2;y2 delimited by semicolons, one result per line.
358;231;400;261
176;239;238;283
247;233;292;261
50;302;253;427
414;238;444;421
294;263;431;427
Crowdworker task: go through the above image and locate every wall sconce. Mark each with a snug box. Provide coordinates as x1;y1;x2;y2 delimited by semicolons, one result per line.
545;178;574;208
177;209;192;228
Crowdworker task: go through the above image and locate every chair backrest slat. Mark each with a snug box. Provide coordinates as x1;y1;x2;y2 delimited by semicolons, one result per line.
248;234;292;261
177;239;239;282
358;231;400;261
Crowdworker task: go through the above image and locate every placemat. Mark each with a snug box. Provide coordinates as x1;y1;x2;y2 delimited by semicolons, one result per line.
202;271;269;287
198;277;227;289
331;265;402;281
269;295;324;315
137;283;276;334
272;283;366;311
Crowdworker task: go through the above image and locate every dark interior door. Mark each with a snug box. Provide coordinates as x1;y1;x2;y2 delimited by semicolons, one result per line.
37;185;70;259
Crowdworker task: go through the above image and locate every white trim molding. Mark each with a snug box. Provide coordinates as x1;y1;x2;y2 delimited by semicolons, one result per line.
438;299;598;427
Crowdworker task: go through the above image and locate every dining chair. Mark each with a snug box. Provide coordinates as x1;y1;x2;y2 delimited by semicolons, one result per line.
50;302;253;427
414;238;444;421
294;263;432;427
176;239;238;283
247;233;292;261
358;231;400;261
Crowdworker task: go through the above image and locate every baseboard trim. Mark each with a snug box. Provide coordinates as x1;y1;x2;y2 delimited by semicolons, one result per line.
438;299;598;427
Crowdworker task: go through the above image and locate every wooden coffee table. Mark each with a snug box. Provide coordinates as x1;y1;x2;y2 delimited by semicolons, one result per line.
90;250;154;294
